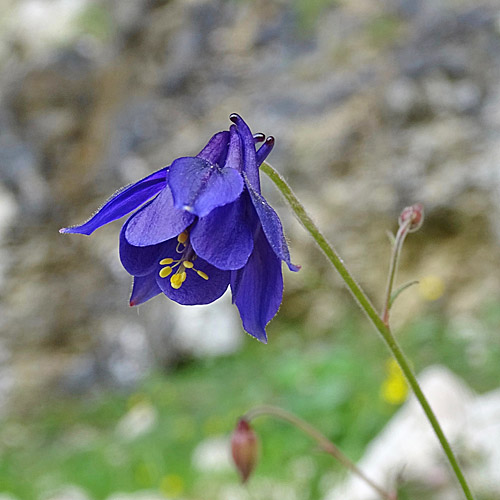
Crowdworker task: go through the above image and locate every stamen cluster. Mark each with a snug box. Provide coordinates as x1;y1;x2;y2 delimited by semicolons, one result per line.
158;231;209;289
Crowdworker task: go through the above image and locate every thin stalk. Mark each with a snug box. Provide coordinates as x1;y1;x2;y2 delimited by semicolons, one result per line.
244;405;394;500
381;219;411;325
389;280;419;309
261;161;475;500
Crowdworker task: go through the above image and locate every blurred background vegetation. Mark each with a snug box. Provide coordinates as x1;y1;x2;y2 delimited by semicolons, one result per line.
0;0;500;499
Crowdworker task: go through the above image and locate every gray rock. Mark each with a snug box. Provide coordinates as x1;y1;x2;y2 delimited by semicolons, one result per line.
1;0;500;414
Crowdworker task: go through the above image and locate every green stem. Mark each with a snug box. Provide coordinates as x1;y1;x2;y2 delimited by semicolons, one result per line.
381;219;411;324
244;405;394;500
261;161;475;500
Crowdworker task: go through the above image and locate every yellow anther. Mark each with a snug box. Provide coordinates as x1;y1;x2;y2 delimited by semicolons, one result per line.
170;274;183;289
196;270;209;280
177;231;188;244
159;266;172;278
158;247;206;288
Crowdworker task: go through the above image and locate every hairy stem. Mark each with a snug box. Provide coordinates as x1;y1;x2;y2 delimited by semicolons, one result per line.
244;405;394;500
381;219;411;324
261;161;475;500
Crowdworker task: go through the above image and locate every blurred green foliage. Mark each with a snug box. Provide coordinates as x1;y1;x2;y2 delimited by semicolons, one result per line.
0;302;499;499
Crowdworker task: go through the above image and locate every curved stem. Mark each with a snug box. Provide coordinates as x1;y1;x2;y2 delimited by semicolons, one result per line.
261;161;475;500
389;280;419;309
381;220;411;324
244;405;394;500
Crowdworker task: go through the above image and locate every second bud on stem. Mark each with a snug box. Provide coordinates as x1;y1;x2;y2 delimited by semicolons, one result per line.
398;203;424;233
231;418;259;483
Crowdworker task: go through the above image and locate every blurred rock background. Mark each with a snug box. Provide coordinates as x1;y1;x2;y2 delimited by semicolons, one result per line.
0;0;499;498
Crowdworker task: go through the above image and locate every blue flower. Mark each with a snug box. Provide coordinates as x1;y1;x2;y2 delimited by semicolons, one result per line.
60;114;299;342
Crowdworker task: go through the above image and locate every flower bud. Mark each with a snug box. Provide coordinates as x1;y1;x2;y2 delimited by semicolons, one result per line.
398;203;424;232
231;418;259;483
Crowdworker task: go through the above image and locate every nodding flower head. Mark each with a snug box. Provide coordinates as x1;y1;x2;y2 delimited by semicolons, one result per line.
60;114;299;343
231;418;259;483
398;203;424;233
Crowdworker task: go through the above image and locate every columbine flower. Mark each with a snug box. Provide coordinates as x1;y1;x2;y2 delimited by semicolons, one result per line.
60;114;299;342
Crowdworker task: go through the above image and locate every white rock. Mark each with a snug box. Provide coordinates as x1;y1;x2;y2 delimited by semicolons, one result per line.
106;492;167;500
0;184;17;290
102;319;152;387
191;436;232;473
0;184;17;241
170;291;243;358
39;485;91;500
465;388;500;493
0;494;19;500
324;365;500;499
6;0;88;57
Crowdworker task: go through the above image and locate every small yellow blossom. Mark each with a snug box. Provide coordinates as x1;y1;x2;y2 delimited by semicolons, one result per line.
160;474;184;497
381;358;408;405
419;275;445;301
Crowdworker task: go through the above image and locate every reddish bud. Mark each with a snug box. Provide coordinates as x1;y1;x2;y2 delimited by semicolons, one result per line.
398;203;424;232
231;418;259;483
